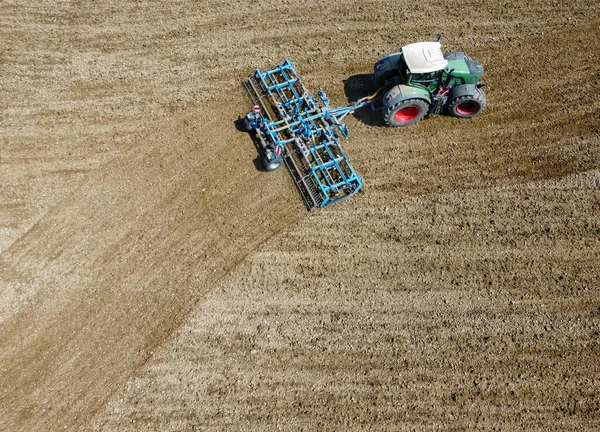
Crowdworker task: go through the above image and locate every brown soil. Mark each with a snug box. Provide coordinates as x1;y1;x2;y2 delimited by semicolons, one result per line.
1;1;599;431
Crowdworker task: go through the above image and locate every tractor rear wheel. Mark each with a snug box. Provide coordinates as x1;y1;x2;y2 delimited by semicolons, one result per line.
384;98;429;127
448;88;486;118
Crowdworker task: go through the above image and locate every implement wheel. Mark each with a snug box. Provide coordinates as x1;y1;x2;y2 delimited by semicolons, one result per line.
263;155;283;171
448;88;486;118
384;98;429;127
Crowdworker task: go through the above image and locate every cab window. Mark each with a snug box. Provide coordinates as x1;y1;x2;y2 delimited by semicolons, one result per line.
411;72;439;82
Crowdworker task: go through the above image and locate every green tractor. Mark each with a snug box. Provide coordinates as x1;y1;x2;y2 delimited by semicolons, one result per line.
373;38;486;127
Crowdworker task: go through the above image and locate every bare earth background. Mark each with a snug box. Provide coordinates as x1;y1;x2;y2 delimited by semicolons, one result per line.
1;1;599;430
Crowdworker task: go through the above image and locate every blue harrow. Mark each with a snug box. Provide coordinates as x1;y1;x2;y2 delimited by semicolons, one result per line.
242;59;375;210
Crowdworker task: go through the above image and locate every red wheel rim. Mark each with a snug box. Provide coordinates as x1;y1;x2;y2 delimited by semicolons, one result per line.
394;106;420;123
456;101;479;115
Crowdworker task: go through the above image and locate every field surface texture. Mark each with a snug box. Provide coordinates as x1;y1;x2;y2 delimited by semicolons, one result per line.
1;1;599;431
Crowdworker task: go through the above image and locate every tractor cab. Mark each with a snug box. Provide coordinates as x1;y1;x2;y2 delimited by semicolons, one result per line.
374;41;484;91
374;41;448;90
399;42;447;92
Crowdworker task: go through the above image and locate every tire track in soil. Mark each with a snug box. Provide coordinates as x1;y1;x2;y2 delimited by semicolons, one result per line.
89;18;600;432
1;1;600;430
90;173;600;431
0;100;304;431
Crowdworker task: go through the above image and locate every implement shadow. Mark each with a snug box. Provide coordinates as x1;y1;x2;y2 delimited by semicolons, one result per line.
234;117;266;172
343;73;386;127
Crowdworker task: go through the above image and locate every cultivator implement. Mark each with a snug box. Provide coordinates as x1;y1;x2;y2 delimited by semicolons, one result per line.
242;59;371;210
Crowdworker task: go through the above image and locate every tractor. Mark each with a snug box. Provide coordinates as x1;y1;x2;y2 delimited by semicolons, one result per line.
374;38;487;127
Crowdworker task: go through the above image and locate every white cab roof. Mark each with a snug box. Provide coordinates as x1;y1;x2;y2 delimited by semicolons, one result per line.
402;41;448;73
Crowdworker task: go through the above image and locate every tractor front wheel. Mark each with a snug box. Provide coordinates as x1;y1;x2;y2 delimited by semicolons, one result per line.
384;99;429;127
448;88;486;118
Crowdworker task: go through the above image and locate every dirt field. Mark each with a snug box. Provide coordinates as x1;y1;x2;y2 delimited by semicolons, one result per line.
1;1;599;430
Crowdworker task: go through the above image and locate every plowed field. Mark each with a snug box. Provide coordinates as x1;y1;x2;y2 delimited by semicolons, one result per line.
1;1;599;430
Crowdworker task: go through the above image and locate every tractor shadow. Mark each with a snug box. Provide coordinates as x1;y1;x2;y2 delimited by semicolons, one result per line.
234;117;266;172
343;73;386;127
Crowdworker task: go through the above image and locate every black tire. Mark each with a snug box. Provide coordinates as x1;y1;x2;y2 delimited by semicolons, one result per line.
384;98;429;127
243;115;253;131
263;155;283;172
447;88;486;118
